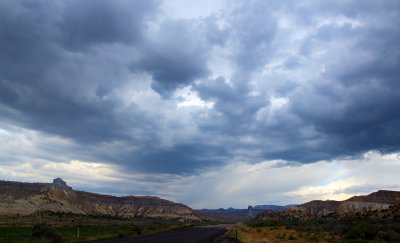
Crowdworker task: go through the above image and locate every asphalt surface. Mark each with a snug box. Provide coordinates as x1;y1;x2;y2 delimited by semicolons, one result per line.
92;226;228;243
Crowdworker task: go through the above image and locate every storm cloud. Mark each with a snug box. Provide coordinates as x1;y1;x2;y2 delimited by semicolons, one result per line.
0;0;399;206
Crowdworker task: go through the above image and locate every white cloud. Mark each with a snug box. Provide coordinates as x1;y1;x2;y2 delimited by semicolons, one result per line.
175;86;214;109
1;146;399;208
0;125;75;163
153;151;400;208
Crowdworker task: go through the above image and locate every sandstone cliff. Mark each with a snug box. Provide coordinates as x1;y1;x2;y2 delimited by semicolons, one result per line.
257;190;400;220
0;179;200;221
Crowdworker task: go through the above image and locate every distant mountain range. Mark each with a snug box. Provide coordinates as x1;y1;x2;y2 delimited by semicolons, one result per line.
195;204;296;222
0;178;200;221
257;190;400;220
253;204;298;211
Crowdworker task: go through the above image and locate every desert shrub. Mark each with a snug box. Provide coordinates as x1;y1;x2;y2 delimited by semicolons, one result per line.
32;222;49;238
31;222;62;243
253;221;266;227
277;232;286;239
132;225;143;235
331;223;348;235
288;234;297;240
346;222;377;240
47;230;62;243
308;233;318;241
378;230;400;242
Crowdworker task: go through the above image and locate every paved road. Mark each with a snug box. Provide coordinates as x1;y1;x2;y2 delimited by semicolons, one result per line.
92;226;228;243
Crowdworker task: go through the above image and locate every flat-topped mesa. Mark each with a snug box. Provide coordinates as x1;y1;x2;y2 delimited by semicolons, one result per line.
0;179;201;221
52;178;72;190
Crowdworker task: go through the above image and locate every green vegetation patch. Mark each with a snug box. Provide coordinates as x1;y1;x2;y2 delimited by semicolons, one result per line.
0;226;32;241
0;221;190;242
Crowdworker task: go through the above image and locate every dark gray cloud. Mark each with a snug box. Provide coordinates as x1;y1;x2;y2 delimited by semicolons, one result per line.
136;20;211;97
129;144;228;174
59;0;158;50
192;0;400;163
0;0;159;142
0;0;399;176
227;1;277;76
195;76;267;135
286;1;400;160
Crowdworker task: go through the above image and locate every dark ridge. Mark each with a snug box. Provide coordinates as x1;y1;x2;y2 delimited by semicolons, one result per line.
346;190;400;203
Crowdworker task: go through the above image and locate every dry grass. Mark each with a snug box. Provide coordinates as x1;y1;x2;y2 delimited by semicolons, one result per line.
227;223;336;243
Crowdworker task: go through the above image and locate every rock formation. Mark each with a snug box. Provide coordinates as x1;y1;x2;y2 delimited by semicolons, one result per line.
257;190;400;220
52;178;72;190
0;179;200;221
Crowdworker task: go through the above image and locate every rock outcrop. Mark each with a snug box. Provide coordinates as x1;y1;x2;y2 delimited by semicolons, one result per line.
52;178;72;190
257;190;400;220
0;179;200;221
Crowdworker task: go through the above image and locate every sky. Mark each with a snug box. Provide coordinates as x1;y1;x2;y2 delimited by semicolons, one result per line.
0;0;399;209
